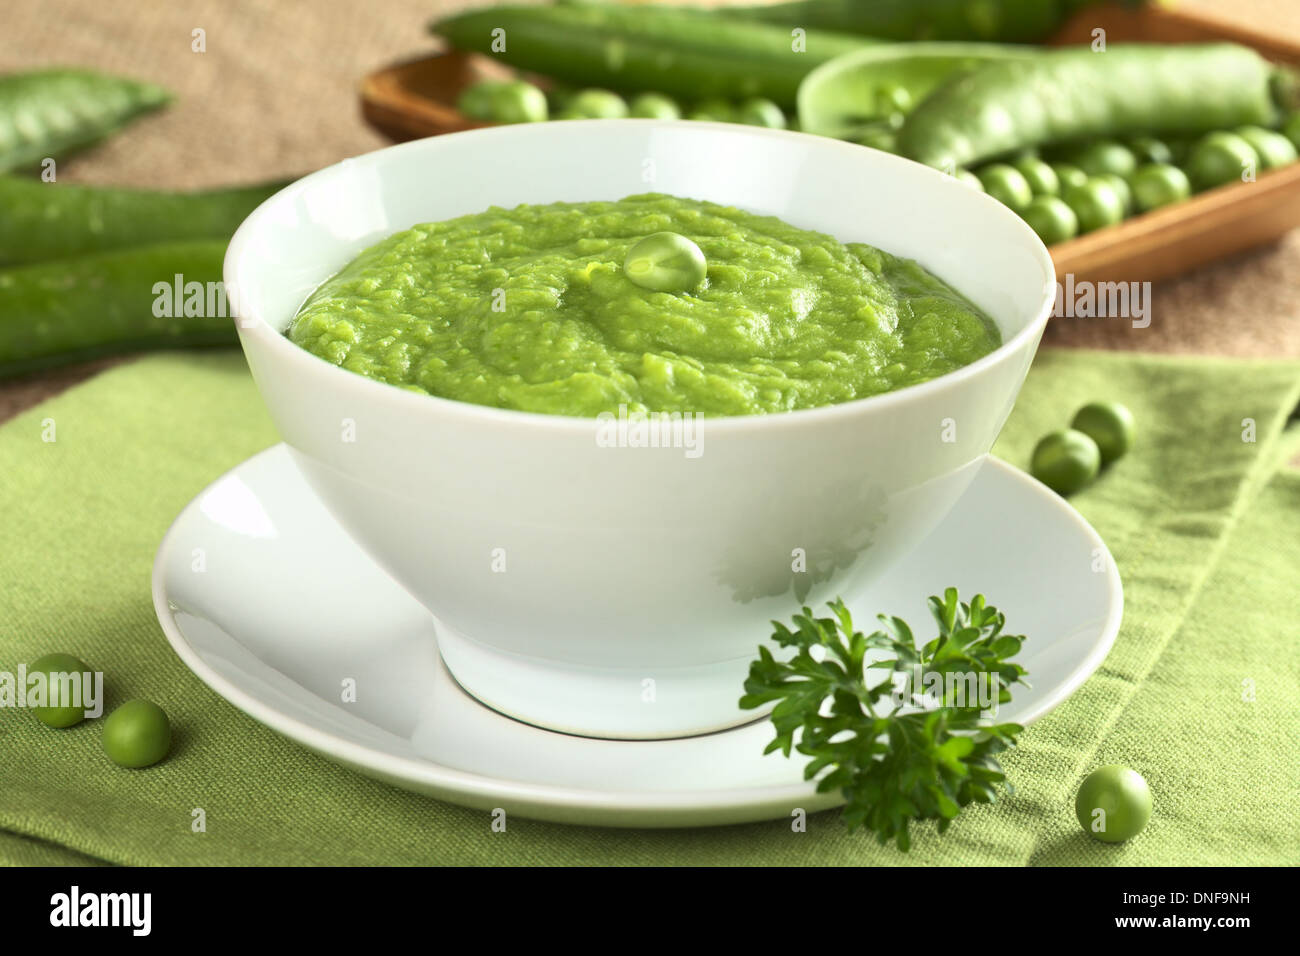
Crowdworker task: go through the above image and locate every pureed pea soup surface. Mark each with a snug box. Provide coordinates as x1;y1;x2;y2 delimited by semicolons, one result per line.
287;193;1000;417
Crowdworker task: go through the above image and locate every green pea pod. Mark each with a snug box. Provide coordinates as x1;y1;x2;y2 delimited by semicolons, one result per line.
720;0;1108;42
898;44;1284;169
432;4;873;109
0;240;233;378
797;43;1035;140
0;69;172;174
0;176;287;267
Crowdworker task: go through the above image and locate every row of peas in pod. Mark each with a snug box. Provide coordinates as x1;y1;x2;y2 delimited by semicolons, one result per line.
961;123;1300;244
457;78;794;129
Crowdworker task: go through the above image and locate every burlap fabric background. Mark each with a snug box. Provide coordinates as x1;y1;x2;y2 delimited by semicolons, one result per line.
2;0;1298;421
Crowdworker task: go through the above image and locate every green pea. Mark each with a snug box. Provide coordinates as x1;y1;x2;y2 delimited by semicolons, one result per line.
1050;162;1088;191
1062;178;1125;233
1011;156;1061;197
623;232;707;293
1095;173;1133;216
1076;765;1152;843
1030;428;1101;495
1125;135;1174;166
457;80;501;120
953;168;984;191
1186;132;1259;191
1021;195;1078;245
1072;140;1138;179
687;98;735;122
558;88;628;119
103;699;171;768
976;163;1033;213
1234;125;1298;169
736;97;786;129
27;652;93;728
628;92;681;120
457;79;548;124
1130;163;1191;212
493;82;550;123
1284;113;1300;150
1071;401;1135;464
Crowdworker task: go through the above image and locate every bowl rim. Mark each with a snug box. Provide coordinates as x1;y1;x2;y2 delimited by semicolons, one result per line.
225;119;1056;435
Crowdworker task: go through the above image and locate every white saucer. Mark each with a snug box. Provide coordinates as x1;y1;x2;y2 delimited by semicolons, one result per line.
152;444;1122;828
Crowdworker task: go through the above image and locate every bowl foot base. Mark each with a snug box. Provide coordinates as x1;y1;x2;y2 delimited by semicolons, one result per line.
434;619;767;740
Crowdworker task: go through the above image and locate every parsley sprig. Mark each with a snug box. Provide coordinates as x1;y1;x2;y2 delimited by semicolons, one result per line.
739;589;1029;851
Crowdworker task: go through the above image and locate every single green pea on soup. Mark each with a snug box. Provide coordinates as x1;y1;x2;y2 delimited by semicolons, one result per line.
287;193;1001;418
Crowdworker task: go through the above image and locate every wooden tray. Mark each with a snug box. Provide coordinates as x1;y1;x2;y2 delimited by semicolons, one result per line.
360;3;1300;284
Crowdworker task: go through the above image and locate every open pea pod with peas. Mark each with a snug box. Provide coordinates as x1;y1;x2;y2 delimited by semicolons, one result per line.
797;42;1035;141
802;41;1300;244
896;44;1296;170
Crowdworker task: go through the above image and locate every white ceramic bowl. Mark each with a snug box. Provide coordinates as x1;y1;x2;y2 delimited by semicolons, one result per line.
226;121;1055;740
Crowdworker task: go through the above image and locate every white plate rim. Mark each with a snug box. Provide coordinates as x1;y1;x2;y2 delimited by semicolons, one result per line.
151;445;1123;826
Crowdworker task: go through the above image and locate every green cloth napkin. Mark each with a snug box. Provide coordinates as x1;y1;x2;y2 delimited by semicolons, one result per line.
2;349;1298;866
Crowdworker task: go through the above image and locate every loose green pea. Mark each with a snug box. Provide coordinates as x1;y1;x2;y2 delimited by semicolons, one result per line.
1234;125;1298;169
1011;156;1061;197
27;652;93;728
489;80;548;124
1031;428;1101;495
687;98;734;122
953;169;984;191
976;163;1033;213
558;88;628;119
1071;401;1135;464
1063;178;1125;233
623;232;707;293
457;81;496;119
1021;195;1078;245
736;97;786;129
457;79;548;124
1073;140;1138;179
1125;135;1174;166
1131;163;1191;212
628;92;681;120
103;699;171;768
1076;766;1152;843
1050;163;1088;192
1186;132;1259;190
1097;173;1134;216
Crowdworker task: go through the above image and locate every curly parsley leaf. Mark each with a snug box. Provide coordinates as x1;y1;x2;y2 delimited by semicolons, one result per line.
739;588;1029;852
